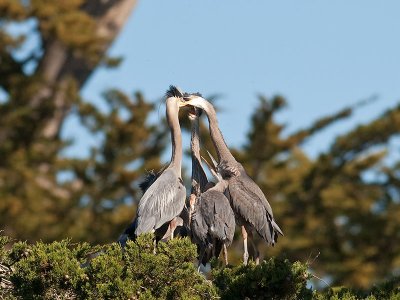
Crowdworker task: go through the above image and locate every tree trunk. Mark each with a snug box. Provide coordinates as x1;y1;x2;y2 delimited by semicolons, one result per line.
35;0;138;139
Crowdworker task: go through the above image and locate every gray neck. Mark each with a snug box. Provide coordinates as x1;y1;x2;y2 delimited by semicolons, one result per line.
167;102;182;176
190;117;201;165
202;101;237;164
190;114;208;192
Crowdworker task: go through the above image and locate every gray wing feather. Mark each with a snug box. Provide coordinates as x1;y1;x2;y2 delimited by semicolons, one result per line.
200;190;235;245
227;174;282;244
191;199;209;246
135;168;186;236
241;172;274;216
190;189;235;265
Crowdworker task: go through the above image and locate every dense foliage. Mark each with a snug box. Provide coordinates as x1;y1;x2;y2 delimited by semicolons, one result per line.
1;0;400;289
1;234;399;299
0;234;218;299
238;97;400;287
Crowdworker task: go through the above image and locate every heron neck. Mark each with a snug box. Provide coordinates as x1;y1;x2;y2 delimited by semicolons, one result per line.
190;116;207;192
190;117;201;165
167;104;182;177
203;102;236;164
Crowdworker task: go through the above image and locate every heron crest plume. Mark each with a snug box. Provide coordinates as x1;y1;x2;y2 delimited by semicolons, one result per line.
165;85;184;99
165;85;203;101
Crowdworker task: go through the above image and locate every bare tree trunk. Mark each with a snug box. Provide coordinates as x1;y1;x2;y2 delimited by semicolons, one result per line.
23;0;137;198
35;0;138;139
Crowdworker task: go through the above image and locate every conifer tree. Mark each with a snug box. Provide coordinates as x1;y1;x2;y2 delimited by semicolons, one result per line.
236;96;400;287
0;0;160;243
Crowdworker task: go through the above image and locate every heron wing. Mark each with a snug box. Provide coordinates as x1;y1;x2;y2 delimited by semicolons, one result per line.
227;174;283;244
135;168;186;236
201;190;236;245
191;200;209;246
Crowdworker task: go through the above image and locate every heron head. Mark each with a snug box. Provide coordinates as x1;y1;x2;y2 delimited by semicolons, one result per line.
165;85;184;99
182;93;208;111
165;85;189;114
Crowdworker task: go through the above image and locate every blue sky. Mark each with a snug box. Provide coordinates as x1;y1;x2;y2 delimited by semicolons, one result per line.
62;1;400;159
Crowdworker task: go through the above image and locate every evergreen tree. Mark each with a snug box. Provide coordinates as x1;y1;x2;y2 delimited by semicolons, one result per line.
0;0;162;243
2;232;399;299
235;96;400;287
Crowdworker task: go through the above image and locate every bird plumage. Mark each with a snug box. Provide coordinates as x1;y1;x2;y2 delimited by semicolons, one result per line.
187;104;235;266
118;169;185;246
225;171;282;245
182;95;283;264
192;189;235;245
191;185;235;266
135;168;186;235
119;88;187;245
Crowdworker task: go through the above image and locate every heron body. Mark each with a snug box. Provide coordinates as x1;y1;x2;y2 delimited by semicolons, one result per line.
188;107;235;266
222;163;282;244
183;95;283;265
120;87;187;245
190;181;235;266
135;168;185;235
118;170;184;246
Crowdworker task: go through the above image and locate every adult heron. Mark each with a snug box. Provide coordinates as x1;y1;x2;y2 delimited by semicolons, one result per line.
187;106;235;266
182;95;283;265
127;86;187;241
118;170;184;246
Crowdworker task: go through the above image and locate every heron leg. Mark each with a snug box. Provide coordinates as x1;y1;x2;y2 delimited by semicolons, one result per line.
223;243;229;266
241;226;249;265
153;239;157;255
247;230;260;265
169;217;177;240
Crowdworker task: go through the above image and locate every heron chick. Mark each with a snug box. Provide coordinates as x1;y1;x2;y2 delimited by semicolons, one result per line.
187;106;235;267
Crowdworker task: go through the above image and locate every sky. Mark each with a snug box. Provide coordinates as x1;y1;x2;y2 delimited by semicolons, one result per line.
62;1;400;159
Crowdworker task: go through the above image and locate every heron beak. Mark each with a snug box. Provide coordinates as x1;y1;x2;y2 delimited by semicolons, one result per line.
179;91;205;109
181;96;204;110
178;98;187;107
182;94;195;103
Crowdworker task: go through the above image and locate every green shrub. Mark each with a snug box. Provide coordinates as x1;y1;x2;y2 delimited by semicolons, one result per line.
1;232;399;300
312;278;400;300
10;240;89;299
1;233;217;299
212;258;313;300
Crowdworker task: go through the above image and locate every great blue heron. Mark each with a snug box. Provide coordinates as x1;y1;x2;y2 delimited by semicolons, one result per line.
182;95;283;265
118;170;184;246
187;106;235;267
119;86;187;245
